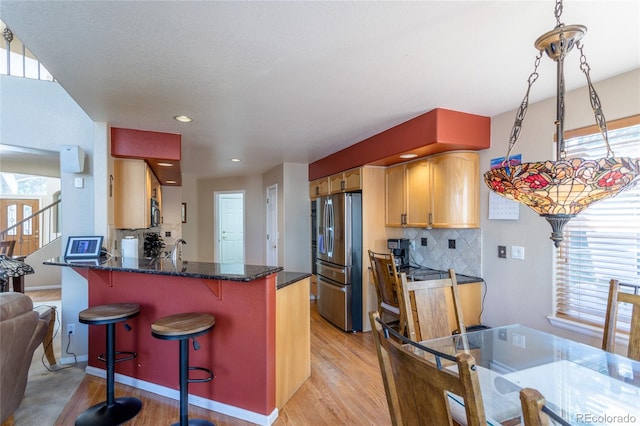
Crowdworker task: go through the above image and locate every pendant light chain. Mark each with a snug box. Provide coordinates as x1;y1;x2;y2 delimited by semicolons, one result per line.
505;51;543;163
577;41;613;157
554;0;564;26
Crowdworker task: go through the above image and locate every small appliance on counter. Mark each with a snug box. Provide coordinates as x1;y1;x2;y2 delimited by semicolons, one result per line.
387;238;410;269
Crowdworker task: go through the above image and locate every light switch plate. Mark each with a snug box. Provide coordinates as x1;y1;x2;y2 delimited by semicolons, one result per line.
511;245;525;260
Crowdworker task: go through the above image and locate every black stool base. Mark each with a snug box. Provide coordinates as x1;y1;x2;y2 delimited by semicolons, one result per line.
170;419;215;426
75;397;142;426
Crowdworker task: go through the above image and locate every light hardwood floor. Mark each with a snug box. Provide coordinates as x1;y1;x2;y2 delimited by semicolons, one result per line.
26;289;391;425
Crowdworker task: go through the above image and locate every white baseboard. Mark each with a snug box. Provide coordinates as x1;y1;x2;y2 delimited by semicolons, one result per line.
85;366;279;425
24;285;62;291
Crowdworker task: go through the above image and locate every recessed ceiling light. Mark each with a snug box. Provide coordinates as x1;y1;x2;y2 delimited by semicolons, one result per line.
400;153;418;159
230;158;241;162
157;162;173;167
174;115;193;123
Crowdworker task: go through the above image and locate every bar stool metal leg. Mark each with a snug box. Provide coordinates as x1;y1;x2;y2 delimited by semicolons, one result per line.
75;322;142;426
75;303;142;426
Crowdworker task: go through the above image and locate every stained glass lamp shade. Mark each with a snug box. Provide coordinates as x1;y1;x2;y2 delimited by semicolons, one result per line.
484;1;640;247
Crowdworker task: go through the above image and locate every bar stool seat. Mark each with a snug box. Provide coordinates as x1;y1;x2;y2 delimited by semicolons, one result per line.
152;312;215;426
76;303;142;426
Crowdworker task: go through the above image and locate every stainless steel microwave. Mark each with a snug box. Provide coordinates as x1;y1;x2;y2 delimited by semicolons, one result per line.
150;198;160;227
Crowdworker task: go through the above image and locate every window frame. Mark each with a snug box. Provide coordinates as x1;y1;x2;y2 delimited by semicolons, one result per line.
553;115;640;335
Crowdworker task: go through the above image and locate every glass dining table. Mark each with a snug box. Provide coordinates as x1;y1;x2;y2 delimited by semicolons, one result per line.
413;324;640;425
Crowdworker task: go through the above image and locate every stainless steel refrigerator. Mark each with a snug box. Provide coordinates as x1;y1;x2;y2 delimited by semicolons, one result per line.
316;192;362;331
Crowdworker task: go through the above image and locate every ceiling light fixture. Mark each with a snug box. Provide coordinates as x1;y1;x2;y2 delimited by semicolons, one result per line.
166;180;177;184
230;158;241;162
399;153;418;159
174;115;193;123
483;0;639;247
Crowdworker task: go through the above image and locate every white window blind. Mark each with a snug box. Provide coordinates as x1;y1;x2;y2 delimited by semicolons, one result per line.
555;116;640;330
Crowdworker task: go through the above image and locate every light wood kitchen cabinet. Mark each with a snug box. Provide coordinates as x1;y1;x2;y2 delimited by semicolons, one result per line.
329;167;362;194
430;151;479;228
385;151;479;228
114;158;161;229
385;163;406;226
385;159;430;227
309;177;329;199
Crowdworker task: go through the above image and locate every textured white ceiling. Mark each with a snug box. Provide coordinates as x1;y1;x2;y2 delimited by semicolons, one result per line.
1;1;638;180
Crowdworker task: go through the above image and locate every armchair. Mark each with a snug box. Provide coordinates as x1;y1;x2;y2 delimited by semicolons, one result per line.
0;292;47;424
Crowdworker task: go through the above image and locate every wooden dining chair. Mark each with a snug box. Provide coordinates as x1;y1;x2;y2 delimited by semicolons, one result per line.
0;240;16;257
401;268;466;342
369;311;487;426
519;388;550;426
602;279;640;361
368;250;406;336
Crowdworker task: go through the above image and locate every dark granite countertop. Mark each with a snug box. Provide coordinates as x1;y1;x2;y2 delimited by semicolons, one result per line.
275;271;312;290
44;256;283;282
398;266;483;285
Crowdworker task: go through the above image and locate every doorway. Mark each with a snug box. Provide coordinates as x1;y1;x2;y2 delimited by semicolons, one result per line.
215;191;244;263
0;198;40;256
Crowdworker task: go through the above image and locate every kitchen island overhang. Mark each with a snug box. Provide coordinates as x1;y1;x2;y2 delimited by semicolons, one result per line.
45;257;309;425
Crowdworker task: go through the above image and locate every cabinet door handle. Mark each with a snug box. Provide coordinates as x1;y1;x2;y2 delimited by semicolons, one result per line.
341;180;345;191
428;212;433;228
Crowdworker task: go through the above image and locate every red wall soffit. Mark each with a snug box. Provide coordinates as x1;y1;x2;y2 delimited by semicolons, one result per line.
111;127;182;186
308;108;490;181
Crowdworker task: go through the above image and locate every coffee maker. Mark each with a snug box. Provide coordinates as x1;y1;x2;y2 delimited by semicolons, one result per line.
387;238;410;269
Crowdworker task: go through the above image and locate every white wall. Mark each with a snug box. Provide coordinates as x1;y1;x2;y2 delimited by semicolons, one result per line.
262;162;311;272
479;68;640;346
1;75;98;361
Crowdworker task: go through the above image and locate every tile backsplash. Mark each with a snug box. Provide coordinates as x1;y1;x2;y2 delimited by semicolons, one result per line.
403;228;482;277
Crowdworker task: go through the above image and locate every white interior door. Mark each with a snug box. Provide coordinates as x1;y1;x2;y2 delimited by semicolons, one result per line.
266;185;277;266
216;192;244;263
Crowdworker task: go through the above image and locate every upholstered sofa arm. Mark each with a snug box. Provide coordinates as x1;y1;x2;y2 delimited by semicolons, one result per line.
0;293;48;423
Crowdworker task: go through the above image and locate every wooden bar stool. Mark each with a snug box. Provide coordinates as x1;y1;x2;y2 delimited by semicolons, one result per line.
151;312;215;426
76;303;142;426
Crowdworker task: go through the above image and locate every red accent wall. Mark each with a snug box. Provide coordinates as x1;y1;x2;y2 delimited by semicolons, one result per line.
111;127;181;160
81;269;276;415
308;108;490;181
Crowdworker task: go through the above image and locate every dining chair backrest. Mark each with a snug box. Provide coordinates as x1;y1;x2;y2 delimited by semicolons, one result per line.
0;241;15;257
369;311;487;426
401;268;466;342
602;279;640;361
519;388;550;426
368;250;406;336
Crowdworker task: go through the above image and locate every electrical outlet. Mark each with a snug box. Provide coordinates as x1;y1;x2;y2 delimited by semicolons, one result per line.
67;324;76;335
421;238;428;247
498;245;507;258
512;332;526;349
448;239;456;249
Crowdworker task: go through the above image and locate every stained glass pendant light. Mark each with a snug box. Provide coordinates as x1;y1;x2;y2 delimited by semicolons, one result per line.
484;0;640;247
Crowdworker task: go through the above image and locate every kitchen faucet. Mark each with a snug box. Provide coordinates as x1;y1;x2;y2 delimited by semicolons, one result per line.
170;239;186;263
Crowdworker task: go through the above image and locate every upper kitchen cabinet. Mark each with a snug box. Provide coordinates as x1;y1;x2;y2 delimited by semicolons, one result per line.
310;168;362;199
385;160;431;227
385;151;479;228
113;158;161;229
309;177;329;199
330;168;361;194
430;151;479;228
